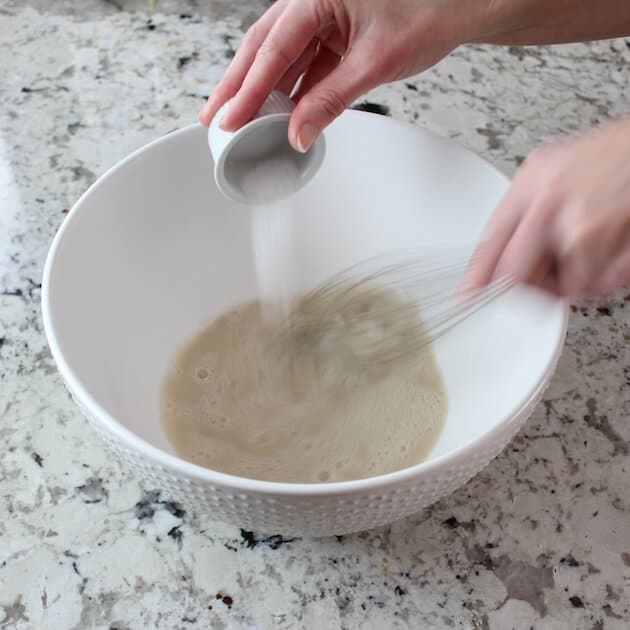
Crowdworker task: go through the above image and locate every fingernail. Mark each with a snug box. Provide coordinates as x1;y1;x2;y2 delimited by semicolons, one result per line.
296;122;319;153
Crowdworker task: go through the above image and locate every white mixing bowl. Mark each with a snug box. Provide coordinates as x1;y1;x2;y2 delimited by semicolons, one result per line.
42;112;567;537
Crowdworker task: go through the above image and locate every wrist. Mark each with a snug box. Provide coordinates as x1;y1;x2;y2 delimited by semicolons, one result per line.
421;1;498;50
444;0;513;47
466;1;630;46
466;0;530;44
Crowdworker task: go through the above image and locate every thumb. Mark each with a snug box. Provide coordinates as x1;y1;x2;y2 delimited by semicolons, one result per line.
288;44;378;153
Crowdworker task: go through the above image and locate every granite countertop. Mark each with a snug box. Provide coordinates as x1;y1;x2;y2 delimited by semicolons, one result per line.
1;1;629;628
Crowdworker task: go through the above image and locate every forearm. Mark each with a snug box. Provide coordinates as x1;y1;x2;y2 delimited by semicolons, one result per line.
473;0;630;45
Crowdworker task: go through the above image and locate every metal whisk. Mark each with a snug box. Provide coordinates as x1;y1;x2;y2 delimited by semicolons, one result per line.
275;248;515;372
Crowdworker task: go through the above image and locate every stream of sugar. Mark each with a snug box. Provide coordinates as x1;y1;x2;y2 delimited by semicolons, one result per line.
240;150;301;324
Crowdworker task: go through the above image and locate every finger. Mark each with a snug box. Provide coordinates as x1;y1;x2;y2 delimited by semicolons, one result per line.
528;249;558;291
276;22;344;97
220;0;328;131
493;198;555;284
276;37;320;96
590;239;630;296
538;262;562;296
317;23;346;57
199;0;289;126
553;208;602;297
459;186;528;291
293;45;341;101
553;203;629;297
287;43;384;153
555;240;599;298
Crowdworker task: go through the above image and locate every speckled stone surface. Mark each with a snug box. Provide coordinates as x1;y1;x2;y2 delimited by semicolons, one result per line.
1;2;629;629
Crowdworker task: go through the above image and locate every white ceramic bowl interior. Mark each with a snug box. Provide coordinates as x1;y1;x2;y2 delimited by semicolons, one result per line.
42;113;567;536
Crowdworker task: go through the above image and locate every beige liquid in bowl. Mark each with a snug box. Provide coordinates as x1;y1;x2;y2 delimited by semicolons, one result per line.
160;289;447;483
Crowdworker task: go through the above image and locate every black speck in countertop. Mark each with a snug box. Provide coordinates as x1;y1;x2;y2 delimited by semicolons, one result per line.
167;526;182;544
185;92;209;100
239;529;297;549
560;555;580;567
240;529;257;548
21;86;49;94
583;400;629;457
602;604;624;619
177;52;198;70
464;544;495;570
215;592;233;608
70;164;95;183
1;288;23;298
476;126;502;151
134;491;186;521
31;452;43;467
76;477;108;504
67;121;84;135
443;516;459;529
569;595;585;608
443;516;476;532
351;101;390;116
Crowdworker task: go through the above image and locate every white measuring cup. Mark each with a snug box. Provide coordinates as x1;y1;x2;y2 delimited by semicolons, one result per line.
207;91;326;205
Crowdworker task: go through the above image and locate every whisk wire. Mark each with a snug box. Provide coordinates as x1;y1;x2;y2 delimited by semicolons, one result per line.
348;276;514;366
273;248;514;370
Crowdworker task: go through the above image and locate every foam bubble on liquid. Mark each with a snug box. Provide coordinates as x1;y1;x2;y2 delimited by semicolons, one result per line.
195;367;209;381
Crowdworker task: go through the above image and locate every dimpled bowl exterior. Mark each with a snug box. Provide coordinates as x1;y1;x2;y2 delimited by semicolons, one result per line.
66;380;549;536
42;113;568;537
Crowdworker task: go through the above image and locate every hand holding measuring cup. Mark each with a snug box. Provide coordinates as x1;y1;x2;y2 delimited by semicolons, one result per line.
200;0;630;299
199;0;482;152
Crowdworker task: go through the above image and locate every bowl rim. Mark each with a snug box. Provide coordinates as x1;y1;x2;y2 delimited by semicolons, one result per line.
41;114;569;497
